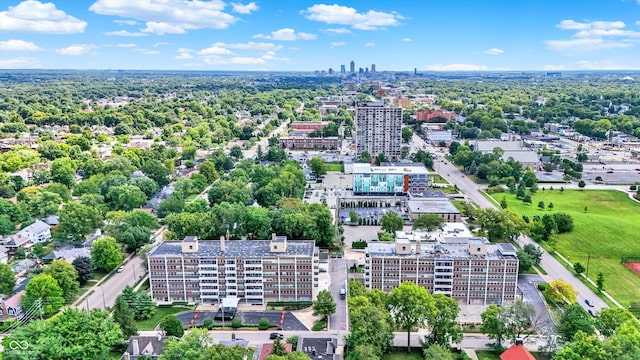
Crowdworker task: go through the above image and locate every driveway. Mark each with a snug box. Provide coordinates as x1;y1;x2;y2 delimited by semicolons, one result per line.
518;275;555;334
328;258;349;331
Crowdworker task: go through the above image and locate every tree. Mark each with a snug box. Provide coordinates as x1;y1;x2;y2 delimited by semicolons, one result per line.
546;279;577;304
412;213;444;232
160;315;184;337
348;211;359;224
423;294;462;347
141;160;170;187
2;308;123;360
475;208;528;242
517;250;534;272
44;259;80;301
374;153;389;165
500;299;536;343
578;180;586;189
229;145;243;159
548;202;554;210
112;295;138;338
553;212;574;233
271;337;288;356
596;272;605;292
107;185;147;211
481;304;506;346
198;160;218;183
50;157;77;187
160;328;248;360
72;256;94;286
22;274;65;315
0;214;15;235
129;177;159;198
91;236;123;272
595;308;634;337
500;197;508;209
449;141;461;156
309;157;327;178
574;261;585;275
313;289;336;320
387;282;434;352
402;127;413;143
0;263;16;295
538;201;545;210
557;303;594;341
120;285;157;320
523;244;542;265
411;150;433;168
423;344;455;360
358;151;371;163
57;202;103;242
346;296;393;358
380;211;404;234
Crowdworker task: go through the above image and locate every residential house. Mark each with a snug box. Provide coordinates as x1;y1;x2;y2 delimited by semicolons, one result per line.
258;342;292;360
500;344;536;360
297;337;339;360
4;221;51;250
42;247;91;264
12;259;37;276
121;336;170;360
0;246;8;264
1;290;25;317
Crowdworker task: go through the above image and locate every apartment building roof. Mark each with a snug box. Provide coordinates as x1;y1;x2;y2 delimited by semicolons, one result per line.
367;240;517;260
407;199;460;214
149;239;316;258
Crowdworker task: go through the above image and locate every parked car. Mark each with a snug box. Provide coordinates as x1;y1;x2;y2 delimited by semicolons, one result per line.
588;309;596;317
117;266;125;273
585;299;594;307
270;333;284;340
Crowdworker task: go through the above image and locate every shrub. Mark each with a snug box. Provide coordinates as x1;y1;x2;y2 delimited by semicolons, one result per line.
286;336;299;348
203;318;214;330
160;315;184;337
351;240;368;249
312;320;327;331
231;318;242;329
537;283;550;291
258;317;271;330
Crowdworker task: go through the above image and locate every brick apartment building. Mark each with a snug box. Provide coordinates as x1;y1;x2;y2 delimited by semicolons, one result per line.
279;136;341;150
416;108;453;122
365;238;518;305
290;121;330;133
148;235;319;305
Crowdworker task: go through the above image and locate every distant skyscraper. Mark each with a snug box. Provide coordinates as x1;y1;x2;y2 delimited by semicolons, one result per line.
350;60;355;73
340;64;346;73
371;64;376;73
328;68;334;75
355;102;402;160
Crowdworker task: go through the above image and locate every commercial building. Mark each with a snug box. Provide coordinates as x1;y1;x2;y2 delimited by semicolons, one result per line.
352;163;429;195
355;102;402;160
148;235;319;305
407;198;462;222
365;238;519;305
279;136;341;150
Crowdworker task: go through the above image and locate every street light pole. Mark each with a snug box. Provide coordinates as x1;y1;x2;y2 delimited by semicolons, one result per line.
101;285;106;309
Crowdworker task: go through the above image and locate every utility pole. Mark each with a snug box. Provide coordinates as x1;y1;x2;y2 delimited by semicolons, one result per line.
586;251;591;278
101;285;106;309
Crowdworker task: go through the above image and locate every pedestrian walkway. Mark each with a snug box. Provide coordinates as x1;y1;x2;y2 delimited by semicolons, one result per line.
464;349;479;360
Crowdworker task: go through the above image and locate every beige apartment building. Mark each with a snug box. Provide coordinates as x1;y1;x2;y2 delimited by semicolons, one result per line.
365;238;519;305
147;235;319;305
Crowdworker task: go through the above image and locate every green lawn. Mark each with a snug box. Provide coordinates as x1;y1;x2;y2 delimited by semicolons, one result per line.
135;306;193;330
382;350;424;360
429;174;449;184
326;163;344;172
495;189;640;306
475;350;501;360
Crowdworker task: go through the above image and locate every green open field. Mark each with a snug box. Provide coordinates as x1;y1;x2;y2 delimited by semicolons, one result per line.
326;163;344;172
135;306;193;330
494;190;640;306
382;351;423;360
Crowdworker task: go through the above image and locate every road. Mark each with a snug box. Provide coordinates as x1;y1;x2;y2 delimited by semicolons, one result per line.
328;258;349;331
75;255;146;310
243;102;300;159
412;135;610;313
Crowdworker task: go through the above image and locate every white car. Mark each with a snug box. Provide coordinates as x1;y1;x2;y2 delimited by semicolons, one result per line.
117;266;125;273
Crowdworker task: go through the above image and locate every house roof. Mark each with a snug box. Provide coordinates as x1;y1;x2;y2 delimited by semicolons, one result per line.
43;247;91;263
124;336;170;357
4;290;26;309
259;342;292;360
22;220;51;235
44;215;59;225
500;344;536;360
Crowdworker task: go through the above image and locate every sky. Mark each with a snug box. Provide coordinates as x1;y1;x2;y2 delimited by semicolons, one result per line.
1;0;640;71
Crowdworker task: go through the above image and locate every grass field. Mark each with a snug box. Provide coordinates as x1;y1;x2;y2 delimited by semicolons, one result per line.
494;190;640;306
325;163;344;172
475;350;501;360
135;306;193;330
382;350;423;360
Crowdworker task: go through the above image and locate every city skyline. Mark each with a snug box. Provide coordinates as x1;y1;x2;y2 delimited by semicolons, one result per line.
1;0;640;71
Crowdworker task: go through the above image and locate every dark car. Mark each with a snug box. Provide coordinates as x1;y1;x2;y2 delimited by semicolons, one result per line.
270;333;284;340
585;299;594;307
588;309;596;317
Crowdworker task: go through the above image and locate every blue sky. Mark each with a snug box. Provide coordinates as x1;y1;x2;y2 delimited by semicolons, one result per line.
1;0;640;71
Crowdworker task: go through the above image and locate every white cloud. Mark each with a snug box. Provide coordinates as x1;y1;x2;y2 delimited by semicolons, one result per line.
55;44;95;56
0;56;41;68
543;65;567;70
153;42;168;47
89;0;239;34
116;43;137;48
0;39;42;51
546;37;634;51
637;20;640;26
424;63;488;71
323;27;352;35
104;30;147;37
483;48;504;55
304;4;403;30
0;0;87;34
548;19;640;52
231;2;258;14
331;41;346;47
175;48;194;60
113;19;136;26
140;50;160;55
364;42;375;47
253;28;317;41
212;41;282;51
402;37;412;42
198;45;234;56
576;60;640;70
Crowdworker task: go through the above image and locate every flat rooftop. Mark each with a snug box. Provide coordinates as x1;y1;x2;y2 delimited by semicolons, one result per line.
149;240;316;258
367;241;516;260
407;199;460;214
353;163;429;175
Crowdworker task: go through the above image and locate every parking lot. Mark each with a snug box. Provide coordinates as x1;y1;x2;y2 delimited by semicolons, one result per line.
176;310;308;331
338;207;406;224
